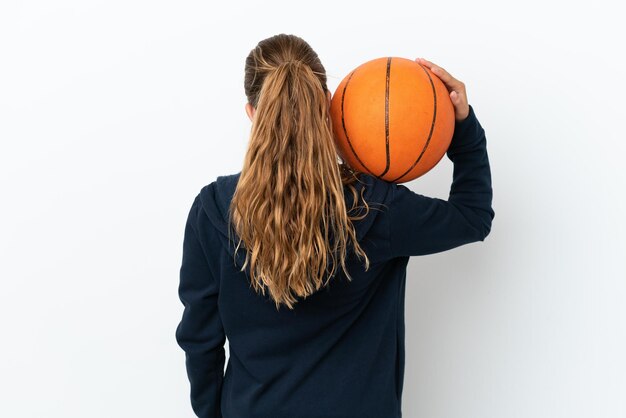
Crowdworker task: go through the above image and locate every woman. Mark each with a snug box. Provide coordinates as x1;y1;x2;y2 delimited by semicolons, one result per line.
175;33;494;418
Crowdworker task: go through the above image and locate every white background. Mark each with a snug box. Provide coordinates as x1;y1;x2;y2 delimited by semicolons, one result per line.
1;1;624;417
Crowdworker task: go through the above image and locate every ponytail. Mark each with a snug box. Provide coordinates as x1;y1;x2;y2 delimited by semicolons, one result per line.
231;34;374;310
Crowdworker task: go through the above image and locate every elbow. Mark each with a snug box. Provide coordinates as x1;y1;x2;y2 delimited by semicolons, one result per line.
478;207;495;241
480;226;492;241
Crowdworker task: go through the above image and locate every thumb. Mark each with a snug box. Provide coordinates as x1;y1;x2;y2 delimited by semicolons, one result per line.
450;90;459;103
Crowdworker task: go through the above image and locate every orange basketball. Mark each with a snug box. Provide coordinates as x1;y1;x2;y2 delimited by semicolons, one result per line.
330;57;455;184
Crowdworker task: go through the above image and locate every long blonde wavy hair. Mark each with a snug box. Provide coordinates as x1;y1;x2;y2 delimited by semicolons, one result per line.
229;33;376;311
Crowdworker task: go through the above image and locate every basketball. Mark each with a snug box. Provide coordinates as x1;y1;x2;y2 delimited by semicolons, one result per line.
329;57;455;184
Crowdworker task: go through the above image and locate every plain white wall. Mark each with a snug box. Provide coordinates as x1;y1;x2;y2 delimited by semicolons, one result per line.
1;1;624;417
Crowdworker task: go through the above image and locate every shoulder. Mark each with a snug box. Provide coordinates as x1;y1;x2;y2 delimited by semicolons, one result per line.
355;172;395;205
193;171;242;226
211;171;241;198
197;171;240;201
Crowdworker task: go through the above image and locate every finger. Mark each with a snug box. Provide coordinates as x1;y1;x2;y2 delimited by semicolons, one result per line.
415;57;434;66
415;57;448;80
415;57;433;70
430;66;464;92
416;58;464;91
415;57;438;70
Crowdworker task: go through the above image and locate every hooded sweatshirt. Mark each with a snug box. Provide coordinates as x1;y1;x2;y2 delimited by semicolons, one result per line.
175;104;495;418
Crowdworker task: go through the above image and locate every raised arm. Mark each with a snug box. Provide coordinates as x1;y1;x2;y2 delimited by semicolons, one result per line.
388;103;495;257
386;57;494;257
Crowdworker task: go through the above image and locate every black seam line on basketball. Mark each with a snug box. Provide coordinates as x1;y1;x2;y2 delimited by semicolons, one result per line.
378;57;392;179
341;69;374;175
390;63;437;183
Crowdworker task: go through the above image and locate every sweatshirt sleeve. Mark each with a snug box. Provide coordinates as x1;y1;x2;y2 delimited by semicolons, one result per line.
388;104;495;257
175;193;226;418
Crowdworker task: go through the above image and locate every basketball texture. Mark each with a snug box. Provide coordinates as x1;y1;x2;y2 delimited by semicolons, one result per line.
330;57;455;184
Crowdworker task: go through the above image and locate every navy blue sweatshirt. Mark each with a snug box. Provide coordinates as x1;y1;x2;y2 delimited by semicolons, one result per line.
176;104;494;418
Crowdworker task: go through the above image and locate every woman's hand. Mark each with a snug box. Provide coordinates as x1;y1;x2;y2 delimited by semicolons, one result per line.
415;57;470;122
